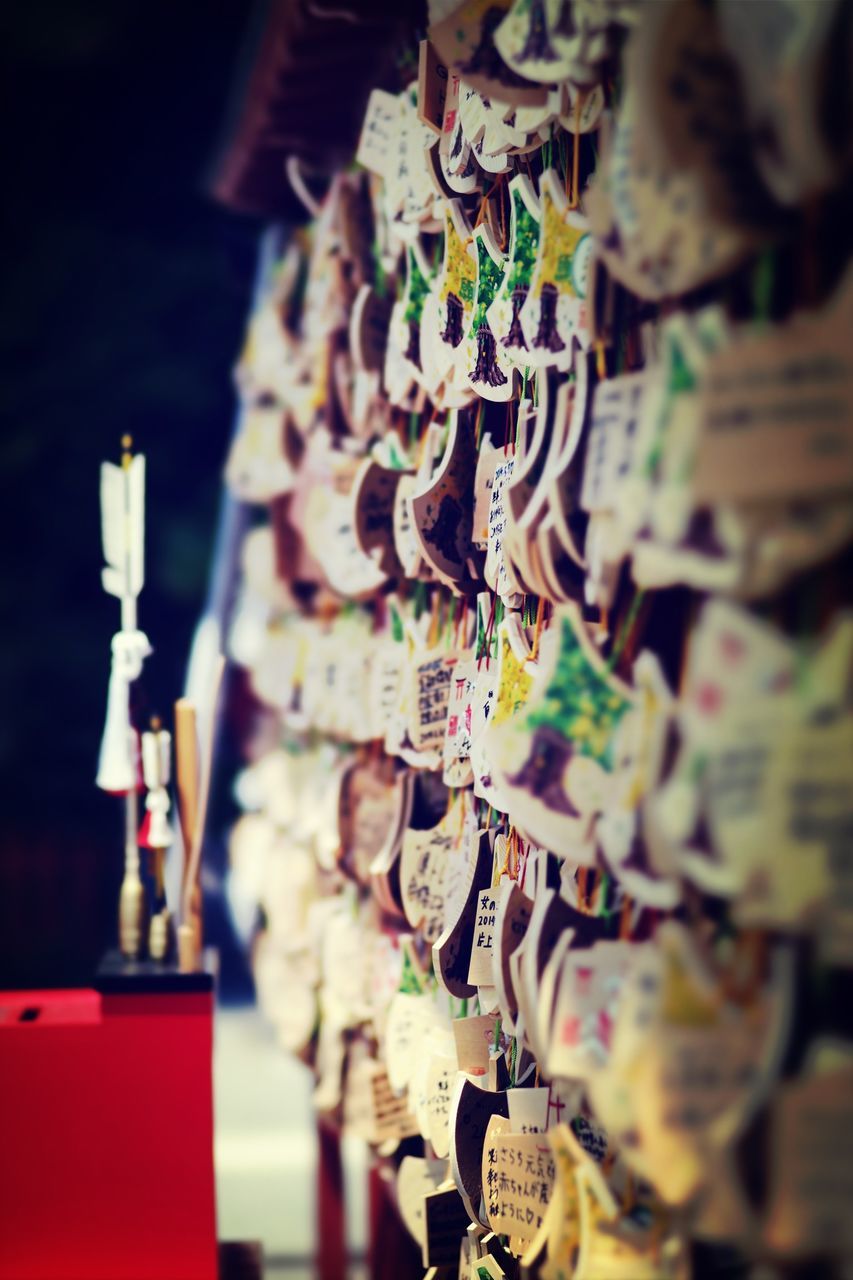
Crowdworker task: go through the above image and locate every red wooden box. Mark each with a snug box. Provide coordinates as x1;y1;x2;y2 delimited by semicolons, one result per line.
0;960;217;1280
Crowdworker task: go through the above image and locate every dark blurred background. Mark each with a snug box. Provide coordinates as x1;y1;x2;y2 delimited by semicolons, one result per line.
0;1;259;986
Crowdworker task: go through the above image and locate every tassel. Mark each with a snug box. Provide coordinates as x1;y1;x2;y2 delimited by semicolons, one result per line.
143;788;172;850
141;725;173;850
141;725;170;788
96;630;151;792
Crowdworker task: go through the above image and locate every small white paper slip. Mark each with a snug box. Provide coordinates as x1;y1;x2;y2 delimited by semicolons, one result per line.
443;656;477;772
356;89;401;178
467;886;499;986
581;371;647;514
507;1086;550;1135
411;651;457;754
485;457;524;604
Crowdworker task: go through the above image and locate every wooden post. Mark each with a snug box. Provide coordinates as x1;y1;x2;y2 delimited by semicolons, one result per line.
316;1117;346;1280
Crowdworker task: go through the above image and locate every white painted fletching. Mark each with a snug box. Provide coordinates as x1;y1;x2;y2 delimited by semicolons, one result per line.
100;454;145;599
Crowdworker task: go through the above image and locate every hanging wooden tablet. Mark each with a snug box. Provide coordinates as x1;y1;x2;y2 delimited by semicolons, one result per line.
467;881;500;987
468;654;509;811
573;1160;687;1280
423;1184;474;1269
596;650;680;909
493;0;587;85
357;87;402;178
482;1112;556;1242
338;759;406;884
517;887;596;1060
369;837;408;922
429;0;551;109
629;0;793;242
502;373;560;588
385;242;437;407
369;1060;421;1143
476;619;537;806
558;81;605;133
412;1032;453;1145
580;370;646;519
585;86;753;301
352;457;406;579
637;960;792;1207
368;772;413;922
411;410;478;587
384;988;441;1093
592;923;793;1206
489;617;536;730
431;201;478;383
448;1075;510;1225
490;606;635;855
580;368;646;608
763;1049;853;1260
303;481;389;600
521;1123;581;1276
393;474;431;580
225;406;295;503
465;225;515;401
434;827;495;997
471;433;503;552
439;70;481;194
486;174;541;365
418;39;450;135
693;267;853;508
423;1052;459;1158
484;450;525;607
520;170;592;368
385;86;444;240
542;359;589;567
321;904;371;1031
397;1155;447;1250
515;80;564;126
618;308;725;560
401;799;462;943
459;84;523;169
453;1012;503;1078
717;0;847;206
540;939;635;1082
409;648;458;755
444;791;485;922
350;284;394;376
519;495;584;604
422;295;480;412
504;372;553;513
653;600;852;925
493;878;533;1034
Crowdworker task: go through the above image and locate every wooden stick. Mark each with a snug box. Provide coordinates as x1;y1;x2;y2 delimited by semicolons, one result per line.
177;657;226;972
174;698;199;868
118;782;146;958
174;698;199;972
